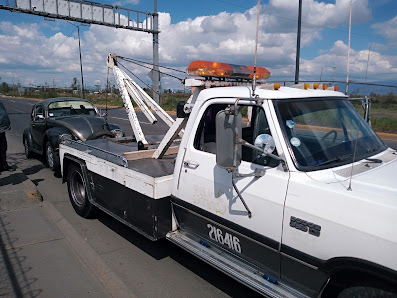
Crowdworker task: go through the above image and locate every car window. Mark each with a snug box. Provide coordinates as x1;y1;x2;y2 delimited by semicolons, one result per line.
33;105;45;122
48;101;97;117
193;104;278;167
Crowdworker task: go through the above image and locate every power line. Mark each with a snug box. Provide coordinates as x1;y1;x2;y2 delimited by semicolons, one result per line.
46;28;76;60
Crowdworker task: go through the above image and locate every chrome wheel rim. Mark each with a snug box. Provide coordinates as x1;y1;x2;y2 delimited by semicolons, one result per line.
24;138;29;156
70;171;86;207
46;144;54;169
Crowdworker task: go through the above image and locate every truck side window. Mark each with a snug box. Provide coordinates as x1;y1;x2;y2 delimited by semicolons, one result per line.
194;104;227;154
194;104;278;167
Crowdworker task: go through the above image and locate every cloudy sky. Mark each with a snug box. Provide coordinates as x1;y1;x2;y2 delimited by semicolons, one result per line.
0;0;396;91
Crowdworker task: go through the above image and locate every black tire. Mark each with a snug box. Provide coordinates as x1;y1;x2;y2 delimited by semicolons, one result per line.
338;286;397;298
67;163;96;218
45;141;59;172
23;136;32;159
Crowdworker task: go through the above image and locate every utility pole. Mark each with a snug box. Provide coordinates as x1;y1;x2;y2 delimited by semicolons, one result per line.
66;21;85;98
152;0;160;104
364;46;371;95
294;0;302;84
345;0;352;95
320;67;324;82
77;25;85;98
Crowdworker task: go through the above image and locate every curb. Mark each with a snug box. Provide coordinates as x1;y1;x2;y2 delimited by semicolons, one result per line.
41;201;136;298
377;131;397;141
7;166;135;298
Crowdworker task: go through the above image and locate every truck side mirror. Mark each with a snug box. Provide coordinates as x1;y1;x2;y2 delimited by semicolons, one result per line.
215;110;242;170
254;134;275;154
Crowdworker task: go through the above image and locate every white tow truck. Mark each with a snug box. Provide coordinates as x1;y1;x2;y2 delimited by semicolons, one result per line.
59;54;397;298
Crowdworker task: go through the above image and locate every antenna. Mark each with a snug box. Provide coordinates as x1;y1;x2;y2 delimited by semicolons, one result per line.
252;0;261;96
347;133;359;191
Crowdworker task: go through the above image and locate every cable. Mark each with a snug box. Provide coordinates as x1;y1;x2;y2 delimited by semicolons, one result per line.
46;28;76;60
117;61;160;95
117;57;184;81
118;56;186;73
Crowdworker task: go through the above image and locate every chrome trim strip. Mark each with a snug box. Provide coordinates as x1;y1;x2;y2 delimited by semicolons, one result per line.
63;139;128;168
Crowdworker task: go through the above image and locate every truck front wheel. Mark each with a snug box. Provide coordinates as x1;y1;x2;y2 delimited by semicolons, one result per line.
338;286;397;298
67;164;96;218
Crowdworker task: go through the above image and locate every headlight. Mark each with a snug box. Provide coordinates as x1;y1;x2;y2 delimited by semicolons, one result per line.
59;134;73;144
111;129;123;138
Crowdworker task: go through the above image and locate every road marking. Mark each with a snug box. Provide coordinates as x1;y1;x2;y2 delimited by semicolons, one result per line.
10;108;28;113
110;116;152;125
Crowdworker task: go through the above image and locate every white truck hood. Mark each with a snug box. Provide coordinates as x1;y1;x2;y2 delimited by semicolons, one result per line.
306;148;397;207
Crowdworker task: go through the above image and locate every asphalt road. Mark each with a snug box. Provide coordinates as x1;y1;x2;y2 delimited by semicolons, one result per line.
2;96;261;298
2;96;397;297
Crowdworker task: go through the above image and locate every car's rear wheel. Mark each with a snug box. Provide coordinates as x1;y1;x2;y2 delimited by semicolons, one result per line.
45;141;59;171
24;137;32;159
67;163;96;218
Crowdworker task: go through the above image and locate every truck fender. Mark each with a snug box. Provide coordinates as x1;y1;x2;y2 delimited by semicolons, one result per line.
23;126;34;149
61;155;95;204
322;257;397;296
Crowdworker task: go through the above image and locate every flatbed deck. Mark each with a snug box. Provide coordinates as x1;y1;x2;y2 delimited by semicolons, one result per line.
63;137;178;178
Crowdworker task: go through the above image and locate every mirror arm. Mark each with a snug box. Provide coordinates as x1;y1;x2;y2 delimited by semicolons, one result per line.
233;98;242;168
239;139;288;171
232;173;252;218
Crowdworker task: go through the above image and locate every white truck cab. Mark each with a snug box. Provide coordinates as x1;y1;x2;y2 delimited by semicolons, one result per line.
59;55;397;297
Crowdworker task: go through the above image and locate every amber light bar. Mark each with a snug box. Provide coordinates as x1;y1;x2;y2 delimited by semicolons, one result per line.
187;60;271;80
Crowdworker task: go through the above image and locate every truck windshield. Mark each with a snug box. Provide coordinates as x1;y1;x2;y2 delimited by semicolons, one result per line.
275;98;386;171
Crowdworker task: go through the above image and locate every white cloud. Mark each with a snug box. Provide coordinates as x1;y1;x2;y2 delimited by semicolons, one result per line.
0;0;395;90
372;15;397;41
297;40;397;82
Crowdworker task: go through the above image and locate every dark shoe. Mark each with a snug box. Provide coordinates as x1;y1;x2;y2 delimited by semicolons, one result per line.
0;164;12;171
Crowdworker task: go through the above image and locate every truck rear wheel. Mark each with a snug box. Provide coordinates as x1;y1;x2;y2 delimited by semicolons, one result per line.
67;163;96;218
338;286;397;298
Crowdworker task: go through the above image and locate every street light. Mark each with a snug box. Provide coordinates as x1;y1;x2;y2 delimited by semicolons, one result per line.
66;21;85;98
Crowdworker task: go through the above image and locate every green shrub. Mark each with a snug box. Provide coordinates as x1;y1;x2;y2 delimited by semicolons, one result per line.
371;117;397;133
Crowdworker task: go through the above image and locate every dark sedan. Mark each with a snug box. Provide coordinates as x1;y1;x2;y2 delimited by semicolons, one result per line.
23;97;123;171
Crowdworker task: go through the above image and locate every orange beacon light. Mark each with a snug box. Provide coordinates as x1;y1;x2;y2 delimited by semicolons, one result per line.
187;60;270;80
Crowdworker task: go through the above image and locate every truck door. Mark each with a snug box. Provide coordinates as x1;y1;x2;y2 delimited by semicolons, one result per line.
174;100;290;279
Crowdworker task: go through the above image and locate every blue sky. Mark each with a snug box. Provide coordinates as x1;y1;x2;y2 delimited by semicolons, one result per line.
0;0;396;91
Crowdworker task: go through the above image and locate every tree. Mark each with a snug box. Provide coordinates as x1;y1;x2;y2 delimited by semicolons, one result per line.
0;82;9;93
71;77;79;89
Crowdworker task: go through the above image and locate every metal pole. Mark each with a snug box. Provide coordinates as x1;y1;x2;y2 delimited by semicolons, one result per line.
252;0;261;96
320;66;324;82
152;0;160;104
294;0;302;84
364;46;371;95
345;0;352;94
77;26;85;98
333;66;336;84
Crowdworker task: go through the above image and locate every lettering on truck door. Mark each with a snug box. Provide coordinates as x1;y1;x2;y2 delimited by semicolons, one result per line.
174;100;290;279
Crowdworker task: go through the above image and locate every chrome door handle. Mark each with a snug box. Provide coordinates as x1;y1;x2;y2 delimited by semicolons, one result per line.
183;160;199;169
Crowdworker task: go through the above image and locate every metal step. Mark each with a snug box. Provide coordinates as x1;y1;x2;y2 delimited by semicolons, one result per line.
166;230;308;298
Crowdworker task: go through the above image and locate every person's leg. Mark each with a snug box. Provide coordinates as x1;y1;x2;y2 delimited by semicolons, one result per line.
0;132;9;170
